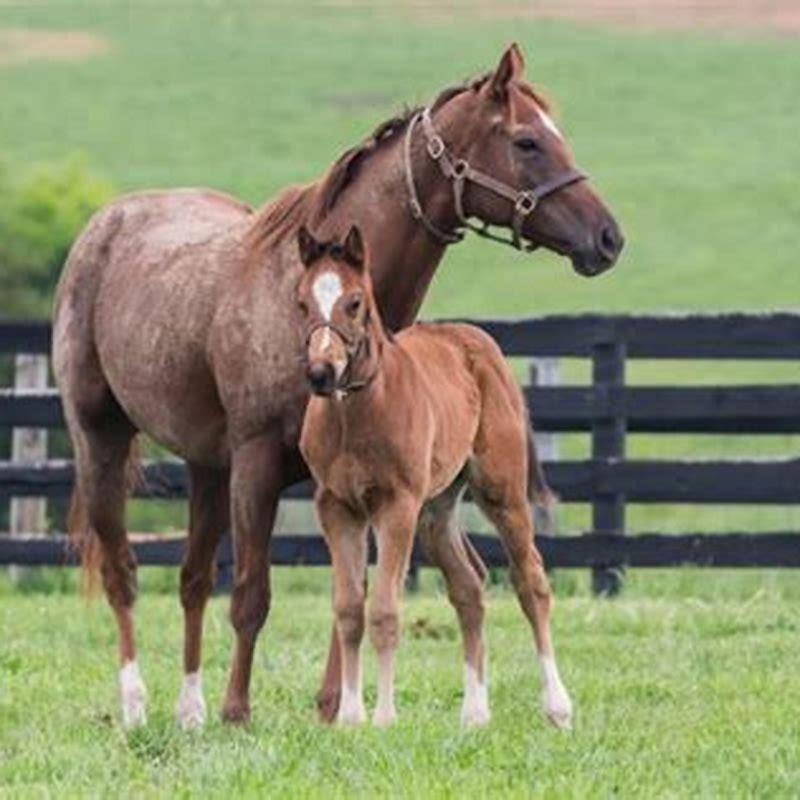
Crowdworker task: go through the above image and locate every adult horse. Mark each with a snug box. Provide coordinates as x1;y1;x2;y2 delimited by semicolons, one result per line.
53;43;623;729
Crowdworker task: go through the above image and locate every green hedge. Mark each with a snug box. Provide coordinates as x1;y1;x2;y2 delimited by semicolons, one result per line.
0;156;115;318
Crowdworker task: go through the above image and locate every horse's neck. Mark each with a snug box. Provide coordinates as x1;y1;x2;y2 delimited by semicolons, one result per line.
326;136;459;332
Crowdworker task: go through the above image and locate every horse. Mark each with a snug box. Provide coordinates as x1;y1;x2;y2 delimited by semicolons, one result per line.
52;42;622;729
298;224;571;729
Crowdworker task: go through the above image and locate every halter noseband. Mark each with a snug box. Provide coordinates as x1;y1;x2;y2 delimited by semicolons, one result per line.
305;321;378;396
403;107;587;251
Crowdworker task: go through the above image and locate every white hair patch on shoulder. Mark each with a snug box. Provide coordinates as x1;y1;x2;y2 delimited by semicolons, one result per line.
312;271;343;321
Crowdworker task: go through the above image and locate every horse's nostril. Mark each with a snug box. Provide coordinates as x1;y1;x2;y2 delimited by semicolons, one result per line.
598;223;623;261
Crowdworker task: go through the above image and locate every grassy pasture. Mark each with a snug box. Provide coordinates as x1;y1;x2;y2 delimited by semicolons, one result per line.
1;568;799;798
0;3;799;796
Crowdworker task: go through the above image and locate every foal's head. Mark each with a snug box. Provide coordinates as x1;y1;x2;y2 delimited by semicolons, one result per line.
433;43;624;276
296;225;380;397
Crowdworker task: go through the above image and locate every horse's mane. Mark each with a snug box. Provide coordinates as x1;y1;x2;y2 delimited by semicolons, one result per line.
245;72;551;259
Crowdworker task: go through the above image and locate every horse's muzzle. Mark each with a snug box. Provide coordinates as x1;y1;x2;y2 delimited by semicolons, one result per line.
570;220;625;277
307;362;336;396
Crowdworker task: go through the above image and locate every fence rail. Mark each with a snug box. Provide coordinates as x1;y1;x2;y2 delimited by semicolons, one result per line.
2;314;799;591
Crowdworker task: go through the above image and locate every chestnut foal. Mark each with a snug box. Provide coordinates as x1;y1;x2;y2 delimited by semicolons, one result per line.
298;225;572;729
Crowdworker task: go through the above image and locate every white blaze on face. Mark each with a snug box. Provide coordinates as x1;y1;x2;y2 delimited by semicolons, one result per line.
538;108;563;140
312;270;343;321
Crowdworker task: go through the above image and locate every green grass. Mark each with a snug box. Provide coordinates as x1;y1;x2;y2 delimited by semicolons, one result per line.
1;567;799;798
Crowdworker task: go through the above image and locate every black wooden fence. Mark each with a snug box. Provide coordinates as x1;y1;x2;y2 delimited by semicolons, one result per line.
2;314;799;593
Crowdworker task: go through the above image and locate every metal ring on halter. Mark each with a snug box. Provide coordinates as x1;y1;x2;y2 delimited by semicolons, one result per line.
427;135;445;160
515;191;538;215
452;159;470;180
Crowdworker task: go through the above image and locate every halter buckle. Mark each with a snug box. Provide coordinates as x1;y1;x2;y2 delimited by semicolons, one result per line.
515;191;537;215
427;135;445;160
452;159;469;179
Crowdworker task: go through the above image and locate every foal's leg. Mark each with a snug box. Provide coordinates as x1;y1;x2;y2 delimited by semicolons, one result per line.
176;463;229;729
316;490;368;725
369;495;419;727
73;421;146;729
221;433;282;723
418;495;489;727
472;467;572;729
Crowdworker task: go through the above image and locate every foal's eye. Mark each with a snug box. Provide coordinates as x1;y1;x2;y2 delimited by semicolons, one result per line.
298;300;308;316
514;137;541;154
345;296;362;318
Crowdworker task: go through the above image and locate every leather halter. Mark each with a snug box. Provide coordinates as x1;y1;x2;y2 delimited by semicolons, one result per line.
403;107;587;251
305;321;378;396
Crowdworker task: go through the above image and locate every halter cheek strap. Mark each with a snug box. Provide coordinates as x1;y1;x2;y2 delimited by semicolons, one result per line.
305;321;378;396
404;107;588;251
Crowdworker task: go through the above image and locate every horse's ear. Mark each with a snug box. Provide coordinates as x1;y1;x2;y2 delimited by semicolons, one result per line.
489;43;525;101
297;225;322;268
342;225;366;272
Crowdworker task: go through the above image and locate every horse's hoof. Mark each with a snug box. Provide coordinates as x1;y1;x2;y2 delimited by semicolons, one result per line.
372;706;397;728
221;701;251;725
337;702;367;727
120;661;148;730
176;677;207;731
542;688;573;731
460;704;491;729
316;691;340;724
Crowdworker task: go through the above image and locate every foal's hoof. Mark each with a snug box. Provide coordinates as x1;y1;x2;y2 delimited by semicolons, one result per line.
221;701;251;725
372;706;397;729
542;688;573;731
176;683;207;731
316;689;340;725
460;703;491;729
120;663;148;730
337;703;367;727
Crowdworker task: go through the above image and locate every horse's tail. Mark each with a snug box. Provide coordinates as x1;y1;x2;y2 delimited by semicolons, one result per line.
68;436;142;596
527;422;557;532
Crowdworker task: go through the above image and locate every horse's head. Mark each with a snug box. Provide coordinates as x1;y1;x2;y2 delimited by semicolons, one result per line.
426;43;624;276
296;225;380;397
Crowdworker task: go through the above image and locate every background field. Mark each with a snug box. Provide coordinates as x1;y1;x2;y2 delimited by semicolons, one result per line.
1;2;798;797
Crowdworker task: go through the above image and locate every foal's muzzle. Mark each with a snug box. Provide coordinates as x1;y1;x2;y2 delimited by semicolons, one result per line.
307;362;336;396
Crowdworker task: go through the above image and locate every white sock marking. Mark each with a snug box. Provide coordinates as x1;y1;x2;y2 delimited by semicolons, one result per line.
461;661;490;728
176;670;206;730
539;654;572;729
119;660;147;729
373;652;397;728
338;679;367;726
312;271;343;321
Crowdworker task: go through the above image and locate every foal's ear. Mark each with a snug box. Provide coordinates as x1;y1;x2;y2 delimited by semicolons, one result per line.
342;225;366;272
489;43;526;101
297;225;323;268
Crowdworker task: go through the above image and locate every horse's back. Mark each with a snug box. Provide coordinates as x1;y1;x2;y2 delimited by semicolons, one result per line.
53;188;255;464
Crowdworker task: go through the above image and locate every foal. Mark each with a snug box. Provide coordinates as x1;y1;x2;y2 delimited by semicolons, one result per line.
298;225;572;729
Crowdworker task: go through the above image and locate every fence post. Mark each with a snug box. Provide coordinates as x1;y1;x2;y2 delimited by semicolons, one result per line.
591;340;626;596
529;358;559;539
9;354;49;578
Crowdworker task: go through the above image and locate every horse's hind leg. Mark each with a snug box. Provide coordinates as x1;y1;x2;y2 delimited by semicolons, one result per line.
470;434;572;730
418;484;490;728
176;463;229;730
71;413;145;729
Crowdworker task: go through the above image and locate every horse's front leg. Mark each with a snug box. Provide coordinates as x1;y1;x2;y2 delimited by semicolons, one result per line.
369;494;419;728
221;432;283;724
316;490;369;726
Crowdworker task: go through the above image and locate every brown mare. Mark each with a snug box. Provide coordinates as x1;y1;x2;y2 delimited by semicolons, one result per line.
298;225;572;729
52;43;622;729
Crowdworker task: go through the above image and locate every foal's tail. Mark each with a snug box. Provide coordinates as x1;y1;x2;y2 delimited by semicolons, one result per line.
527;422;557;533
68;436;143;596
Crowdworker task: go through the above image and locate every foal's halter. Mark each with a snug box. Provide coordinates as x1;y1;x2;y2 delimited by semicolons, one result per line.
403;107;587;251
305;321;378;396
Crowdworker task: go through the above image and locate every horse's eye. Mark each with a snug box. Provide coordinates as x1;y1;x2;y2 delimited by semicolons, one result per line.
298;300;308;316
345;296;362;318
514;137;540;154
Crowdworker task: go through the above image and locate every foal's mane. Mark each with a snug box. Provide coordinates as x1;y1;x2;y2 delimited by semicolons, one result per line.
245;72;551;260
